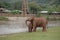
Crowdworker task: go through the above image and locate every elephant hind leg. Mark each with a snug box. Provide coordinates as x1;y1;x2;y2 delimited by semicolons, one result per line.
42;25;47;32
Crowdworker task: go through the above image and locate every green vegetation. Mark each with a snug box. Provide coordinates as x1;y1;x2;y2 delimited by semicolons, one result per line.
11;10;21;15
36;13;42;17
29;2;42;14
0;0;60;12
0;16;9;21
0;27;60;40
0;2;11;9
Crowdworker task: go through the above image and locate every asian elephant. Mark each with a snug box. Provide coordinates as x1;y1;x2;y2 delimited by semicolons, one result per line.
26;17;48;32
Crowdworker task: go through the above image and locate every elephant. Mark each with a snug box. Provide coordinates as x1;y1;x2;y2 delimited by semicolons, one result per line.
26;17;48;32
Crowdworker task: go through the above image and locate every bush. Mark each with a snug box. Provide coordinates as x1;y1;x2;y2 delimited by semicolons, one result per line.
11;10;21;15
0;16;9;21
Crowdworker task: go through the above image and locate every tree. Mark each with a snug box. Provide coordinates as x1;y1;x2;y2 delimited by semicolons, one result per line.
13;1;22;10
46;6;56;15
0;2;11;9
55;5;60;12
28;2;42;14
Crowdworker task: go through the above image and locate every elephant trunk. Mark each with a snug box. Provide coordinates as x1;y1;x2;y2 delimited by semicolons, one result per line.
25;20;29;26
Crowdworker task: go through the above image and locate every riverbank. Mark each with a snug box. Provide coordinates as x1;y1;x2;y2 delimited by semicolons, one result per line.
0;17;60;35
0;26;60;40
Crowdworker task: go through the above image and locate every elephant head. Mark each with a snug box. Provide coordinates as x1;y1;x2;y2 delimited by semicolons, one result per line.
25;17;34;32
25;17;34;26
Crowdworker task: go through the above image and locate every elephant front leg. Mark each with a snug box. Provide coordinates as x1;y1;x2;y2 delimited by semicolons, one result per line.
28;27;33;32
32;27;36;32
28;23;33;32
32;22;36;32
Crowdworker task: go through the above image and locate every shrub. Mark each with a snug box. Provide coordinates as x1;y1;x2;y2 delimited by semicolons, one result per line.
11;10;21;15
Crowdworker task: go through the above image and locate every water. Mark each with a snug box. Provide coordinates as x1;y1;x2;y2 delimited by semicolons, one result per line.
0;17;60;35
48;21;60;27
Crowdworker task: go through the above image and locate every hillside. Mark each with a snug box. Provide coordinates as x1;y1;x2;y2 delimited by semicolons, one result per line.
0;0;60;11
0;0;58;4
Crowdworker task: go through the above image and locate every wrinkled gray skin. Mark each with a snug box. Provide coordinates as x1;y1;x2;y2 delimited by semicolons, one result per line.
26;17;48;32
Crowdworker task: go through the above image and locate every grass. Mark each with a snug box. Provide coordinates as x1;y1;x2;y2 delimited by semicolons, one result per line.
0;16;9;21
0;27;60;40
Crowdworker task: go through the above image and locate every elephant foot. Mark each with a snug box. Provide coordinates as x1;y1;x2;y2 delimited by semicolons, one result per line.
42;30;46;32
28;31;32;32
32;29;36;32
32;30;36;32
